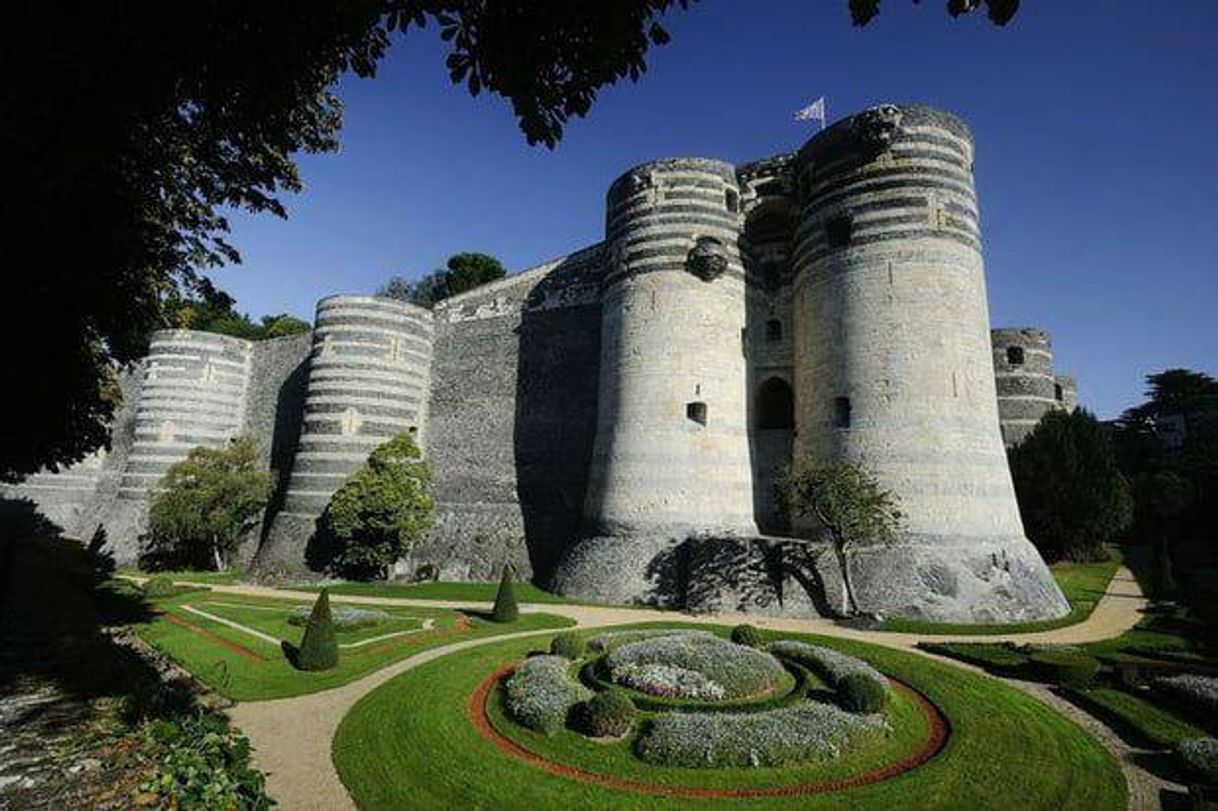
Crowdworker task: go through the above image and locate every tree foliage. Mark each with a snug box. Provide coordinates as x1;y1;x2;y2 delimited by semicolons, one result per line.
162;280;312;340
143;438;273;571
314;433;434;580
379;252;507;307
1008;409;1133;563
2;2;690;482
778;461;903;616
849;0;1020;27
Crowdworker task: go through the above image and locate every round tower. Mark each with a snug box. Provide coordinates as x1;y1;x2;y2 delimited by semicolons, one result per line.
118;330;252;500
582;158;756;537
790;104;1066;622
1055;375;1079;413
263;295;433;565
991;327;1059;447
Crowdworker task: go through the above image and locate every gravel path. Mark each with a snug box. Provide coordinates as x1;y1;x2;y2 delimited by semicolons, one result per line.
173;566;1174;810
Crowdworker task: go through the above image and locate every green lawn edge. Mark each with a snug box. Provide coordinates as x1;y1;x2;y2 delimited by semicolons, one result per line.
333;622;1128;811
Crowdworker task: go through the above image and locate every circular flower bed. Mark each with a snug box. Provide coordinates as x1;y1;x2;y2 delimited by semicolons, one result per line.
604;633;788;701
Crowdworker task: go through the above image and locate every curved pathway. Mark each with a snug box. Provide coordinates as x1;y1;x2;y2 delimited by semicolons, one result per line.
185;567;1170;810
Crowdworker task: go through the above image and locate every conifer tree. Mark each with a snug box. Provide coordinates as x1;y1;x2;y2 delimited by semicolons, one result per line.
297;589;339;671
491;564;519;623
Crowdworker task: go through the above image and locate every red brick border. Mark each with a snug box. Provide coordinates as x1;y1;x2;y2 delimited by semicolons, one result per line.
468;662;950;799
161;610;268;663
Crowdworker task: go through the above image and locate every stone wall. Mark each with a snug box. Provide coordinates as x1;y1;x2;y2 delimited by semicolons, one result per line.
991;327;1077;447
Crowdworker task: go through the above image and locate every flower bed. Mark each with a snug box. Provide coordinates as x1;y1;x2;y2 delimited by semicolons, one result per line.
605;634;786;701
288;604;390;631
1152;674;1218;718
635;701;887;768
586;629;712;655
503;656;592;735
771;641;887;692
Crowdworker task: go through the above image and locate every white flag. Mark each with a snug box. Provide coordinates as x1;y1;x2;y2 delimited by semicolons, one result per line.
794;97;826;129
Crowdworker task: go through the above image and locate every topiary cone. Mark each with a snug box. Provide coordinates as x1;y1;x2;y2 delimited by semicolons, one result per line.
298;588;339;671
491;564;518;623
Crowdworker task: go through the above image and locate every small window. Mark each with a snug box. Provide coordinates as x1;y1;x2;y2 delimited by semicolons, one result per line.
1054;384;1064;402
765;319;782;343
408;425;418;434
725;187;740;214
686;401;708;426
1007;346;1025;366
833;397;852;429
826;215;853;248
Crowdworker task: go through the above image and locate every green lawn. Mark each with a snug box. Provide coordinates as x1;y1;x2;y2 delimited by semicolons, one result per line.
136;593;573;701
878;551;1123;636
118;567;246;585
1061;686;1208;748
188;596;425;644
287;579;582;604
334;623;1127;810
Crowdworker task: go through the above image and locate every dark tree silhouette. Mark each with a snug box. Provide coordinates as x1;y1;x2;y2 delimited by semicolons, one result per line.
850;0;1020;27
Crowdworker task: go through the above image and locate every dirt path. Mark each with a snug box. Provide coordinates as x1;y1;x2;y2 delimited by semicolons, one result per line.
178;567;1175;810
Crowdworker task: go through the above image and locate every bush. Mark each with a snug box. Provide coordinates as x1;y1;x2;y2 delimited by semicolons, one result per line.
770;641;887;686
587;629;711;654
138;711;272;809
491;564;518;623
636;701;887;768
577;690;636;738
503;655;592;735
731;624;764;648
918;642;1031;676
1029;651;1101;688
312;434;434;580
606;634;787;701
839;672;889;713
296;589;338;671
550;632;585;660
1153;674;1218;717
143;575;178;598
1178;738;1218;785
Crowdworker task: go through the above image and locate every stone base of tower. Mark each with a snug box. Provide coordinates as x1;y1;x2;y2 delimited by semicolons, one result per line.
553;532;1069;623
252;512;317;575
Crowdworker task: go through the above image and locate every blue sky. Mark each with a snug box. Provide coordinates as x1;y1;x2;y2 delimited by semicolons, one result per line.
217;1;1217;419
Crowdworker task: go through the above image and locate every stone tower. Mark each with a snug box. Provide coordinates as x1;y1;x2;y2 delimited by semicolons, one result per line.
788;105;1065;620
992;327;1078;447
260;295;433;567
582;158;757;537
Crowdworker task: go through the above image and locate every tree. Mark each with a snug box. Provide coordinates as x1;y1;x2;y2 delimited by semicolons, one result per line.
260;314;313;339
2;2;692;482
849;0;1020;27
296;589;339;671
777;461;903;616
378;252;507;307
1008;409;1133;563
144;438;273;571
491;563;519;622
314;433;434;580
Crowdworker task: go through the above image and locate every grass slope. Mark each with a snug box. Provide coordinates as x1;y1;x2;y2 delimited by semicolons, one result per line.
334;624;1127;811
880;552;1122;636
137;594;573;701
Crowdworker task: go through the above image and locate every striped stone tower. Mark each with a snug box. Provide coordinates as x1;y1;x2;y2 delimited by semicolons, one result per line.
1055;375;1078;413
262;295;433;563
98;330;253;545
5;451;107;535
582;158;756;537
991;328;1060;447
790;104;1066;621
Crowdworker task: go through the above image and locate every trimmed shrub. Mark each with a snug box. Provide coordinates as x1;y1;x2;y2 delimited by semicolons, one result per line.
606;634;786;701
918;642;1031;676
636;702;887;768
1153;674;1218;718
731;624;764;648
840;673;889;713
491;564;518;623
577;690;637;738
297;589;339;671
143;575;178;598
550;632;585;660
1028;651;1101;688
587;629;711;654
504;655;592;735
1178;738;1218;785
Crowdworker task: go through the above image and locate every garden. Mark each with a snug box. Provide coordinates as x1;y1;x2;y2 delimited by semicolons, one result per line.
333;623;1128;810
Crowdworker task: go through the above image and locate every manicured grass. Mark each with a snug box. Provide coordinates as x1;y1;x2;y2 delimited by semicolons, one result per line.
288;579;581;604
879;551;1123;636
334;623;1127;810
190;597;425;644
118;567;246;585
136;593;573;701
1061;686;1207;748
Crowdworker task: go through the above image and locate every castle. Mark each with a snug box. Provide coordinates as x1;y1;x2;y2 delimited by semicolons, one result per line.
6;104;1080;622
